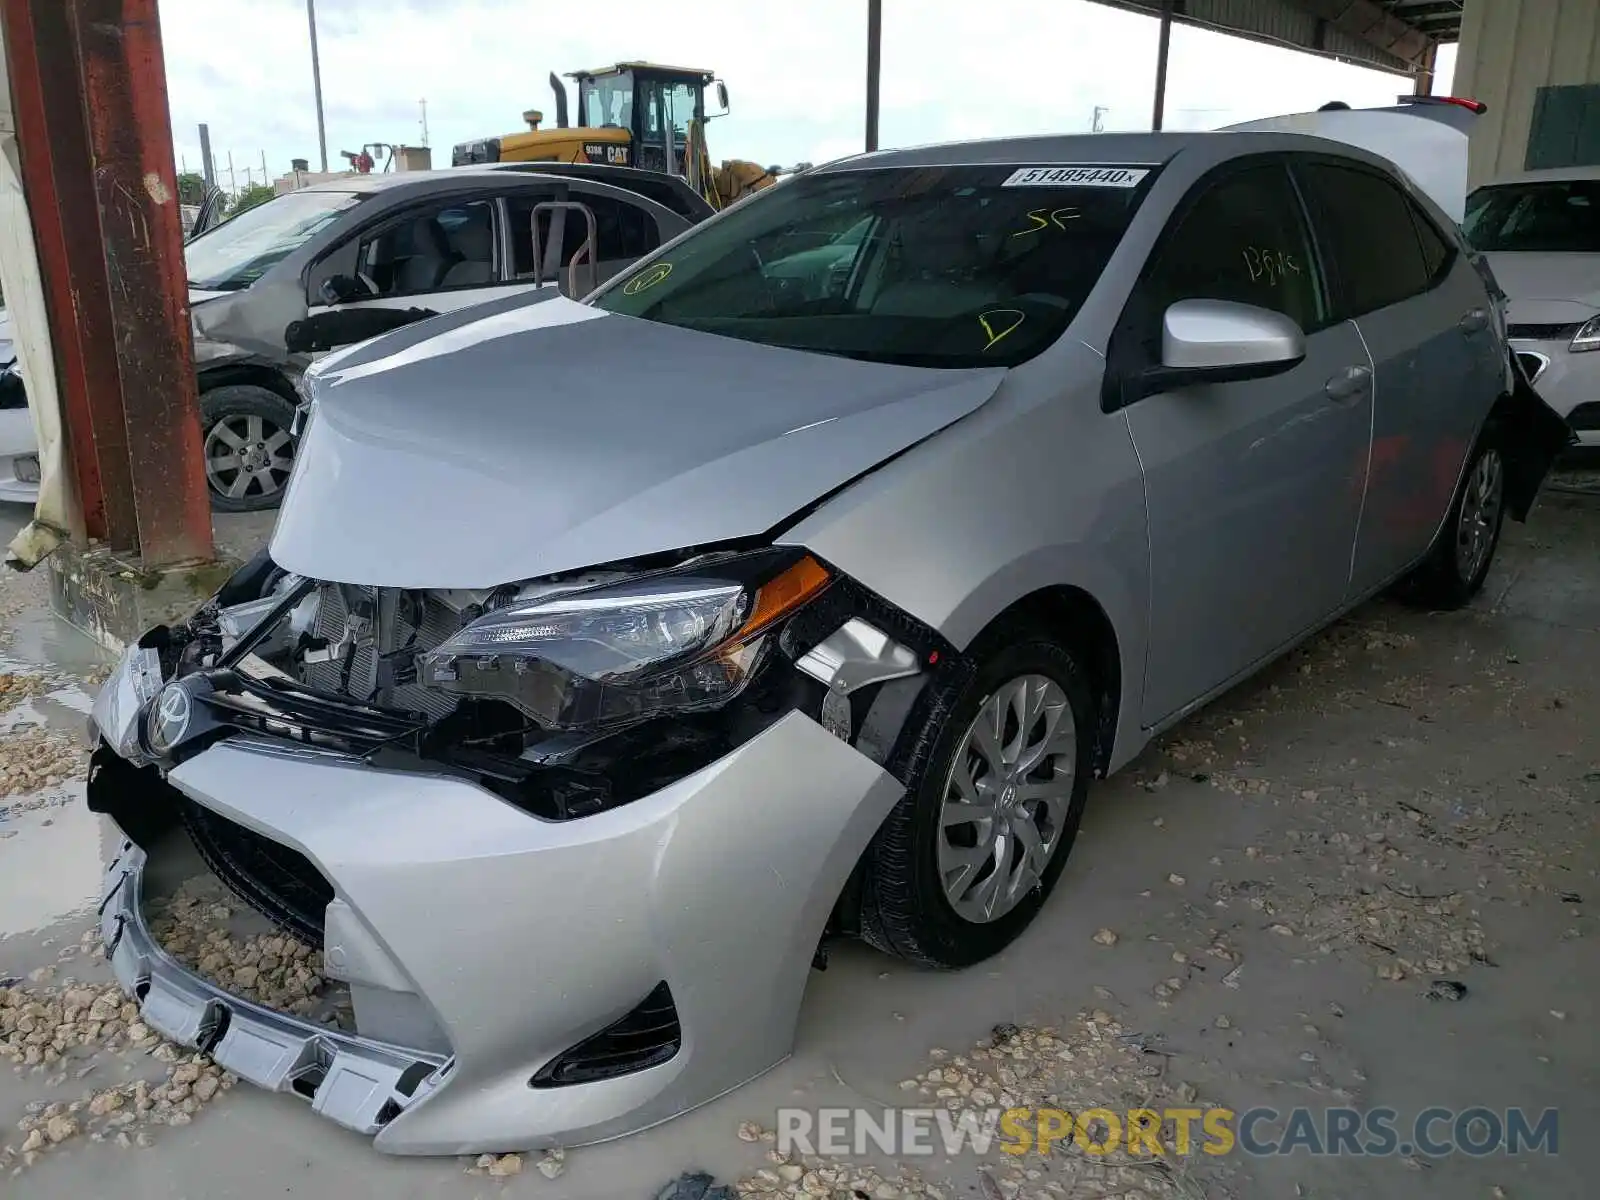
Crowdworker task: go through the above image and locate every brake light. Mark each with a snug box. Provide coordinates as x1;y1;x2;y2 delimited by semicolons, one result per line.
1400;95;1488;115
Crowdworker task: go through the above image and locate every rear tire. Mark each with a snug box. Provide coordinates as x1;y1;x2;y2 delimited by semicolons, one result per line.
201;384;298;513
1397;426;1507;610
860;630;1094;968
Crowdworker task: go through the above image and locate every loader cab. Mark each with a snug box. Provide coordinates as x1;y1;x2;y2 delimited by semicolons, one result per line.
568;63;728;177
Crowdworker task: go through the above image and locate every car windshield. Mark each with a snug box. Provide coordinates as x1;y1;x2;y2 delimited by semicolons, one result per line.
1462;179;1600;252
589;164;1155;368
185;189;366;291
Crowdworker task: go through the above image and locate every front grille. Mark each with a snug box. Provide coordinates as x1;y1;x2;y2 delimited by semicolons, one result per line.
182;801;336;943
529;982;682;1087
1509;322;1580;341
302;584;466;719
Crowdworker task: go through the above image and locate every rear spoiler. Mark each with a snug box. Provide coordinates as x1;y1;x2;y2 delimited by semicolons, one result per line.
1387;94;1488;132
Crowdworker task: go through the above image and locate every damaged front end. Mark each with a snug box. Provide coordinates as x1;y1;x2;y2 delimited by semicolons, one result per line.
86;544;946;1153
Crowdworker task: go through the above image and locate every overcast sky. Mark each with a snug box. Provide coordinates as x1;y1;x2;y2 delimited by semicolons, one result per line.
159;0;1458;191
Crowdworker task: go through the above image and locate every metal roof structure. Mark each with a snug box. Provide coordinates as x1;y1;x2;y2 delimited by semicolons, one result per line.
1092;0;1464;75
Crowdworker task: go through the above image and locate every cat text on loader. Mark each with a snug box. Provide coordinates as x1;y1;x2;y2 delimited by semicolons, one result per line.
452;62;778;209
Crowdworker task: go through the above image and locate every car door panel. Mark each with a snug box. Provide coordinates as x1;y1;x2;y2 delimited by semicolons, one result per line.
1113;158;1374;727
1128;320;1373;724
1346;265;1491;592
1295;158;1501;595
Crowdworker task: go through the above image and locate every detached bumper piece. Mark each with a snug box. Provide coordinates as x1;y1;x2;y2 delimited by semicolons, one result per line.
99;841;448;1136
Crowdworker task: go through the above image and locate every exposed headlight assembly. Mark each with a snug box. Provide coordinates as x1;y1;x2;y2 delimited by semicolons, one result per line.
1570;316;1600;353
419;551;833;731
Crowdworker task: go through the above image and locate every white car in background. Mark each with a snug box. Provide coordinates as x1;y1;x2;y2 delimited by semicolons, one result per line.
0;313;39;504
1463;168;1600;447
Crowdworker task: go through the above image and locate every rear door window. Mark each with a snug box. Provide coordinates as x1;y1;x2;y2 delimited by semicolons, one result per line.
1296;161;1435;317
1409;200;1454;284
506;191;661;279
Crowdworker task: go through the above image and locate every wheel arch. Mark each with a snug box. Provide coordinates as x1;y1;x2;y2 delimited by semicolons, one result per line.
964;584;1127;779
196;360;300;407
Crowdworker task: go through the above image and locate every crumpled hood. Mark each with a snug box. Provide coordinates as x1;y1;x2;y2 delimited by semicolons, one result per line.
1483;252;1600;312
270;292;1006;589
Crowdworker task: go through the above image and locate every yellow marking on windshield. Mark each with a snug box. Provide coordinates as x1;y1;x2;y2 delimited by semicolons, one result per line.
1011;207;1081;237
623;261;673;295
978;309;1027;351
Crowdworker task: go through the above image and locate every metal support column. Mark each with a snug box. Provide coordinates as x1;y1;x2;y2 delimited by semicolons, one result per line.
1151;0;1173;131
1413;40;1437;96
71;0;212;565
865;0;882;153
0;0;136;547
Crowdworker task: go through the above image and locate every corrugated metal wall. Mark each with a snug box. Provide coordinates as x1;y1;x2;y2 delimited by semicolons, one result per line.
1456;0;1600;184
1095;0;1416;73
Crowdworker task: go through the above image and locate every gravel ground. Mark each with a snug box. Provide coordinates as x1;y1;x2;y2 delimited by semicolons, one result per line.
0;494;1596;1198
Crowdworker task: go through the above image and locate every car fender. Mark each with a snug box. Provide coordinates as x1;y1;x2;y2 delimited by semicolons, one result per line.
779;353;1153;774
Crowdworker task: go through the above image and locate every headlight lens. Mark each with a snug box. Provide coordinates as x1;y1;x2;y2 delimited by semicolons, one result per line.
91;646;163;760
1570;316;1600;353
419;553;832;730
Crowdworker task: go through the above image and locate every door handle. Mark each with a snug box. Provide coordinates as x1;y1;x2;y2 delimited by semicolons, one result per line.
1324;364;1372;404
1459;308;1489;334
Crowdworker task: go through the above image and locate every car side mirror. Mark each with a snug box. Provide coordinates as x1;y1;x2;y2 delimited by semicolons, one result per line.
1129;299;1306;403
319;274;366;305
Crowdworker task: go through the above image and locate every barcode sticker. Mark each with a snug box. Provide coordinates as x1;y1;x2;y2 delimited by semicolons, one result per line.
1001;166;1150;189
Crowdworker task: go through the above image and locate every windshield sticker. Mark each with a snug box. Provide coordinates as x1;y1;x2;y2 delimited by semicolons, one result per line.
978;308;1026;351
1011;206;1081;237
622;262;673;295
1001;166;1149;189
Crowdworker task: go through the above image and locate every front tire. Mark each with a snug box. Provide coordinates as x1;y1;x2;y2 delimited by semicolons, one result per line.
860;632;1094;968
201;385;298;513
1398;427;1507;610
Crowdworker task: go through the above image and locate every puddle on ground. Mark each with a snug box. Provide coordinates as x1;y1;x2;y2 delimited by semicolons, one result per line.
0;785;111;938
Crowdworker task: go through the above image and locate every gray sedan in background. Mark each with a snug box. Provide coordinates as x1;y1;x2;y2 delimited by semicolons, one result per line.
87;124;1570;1154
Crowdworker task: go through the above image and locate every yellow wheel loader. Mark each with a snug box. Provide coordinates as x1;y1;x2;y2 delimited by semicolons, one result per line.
452;62;778;210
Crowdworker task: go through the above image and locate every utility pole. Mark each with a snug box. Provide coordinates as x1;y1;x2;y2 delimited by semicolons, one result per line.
306;0;328;172
198;121;214;188
419;97;429;147
227;150;236;196
260;149;268;183
864;0;881;152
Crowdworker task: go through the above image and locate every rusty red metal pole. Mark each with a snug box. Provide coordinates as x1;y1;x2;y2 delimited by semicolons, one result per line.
0;0;138;548
70;0;213;565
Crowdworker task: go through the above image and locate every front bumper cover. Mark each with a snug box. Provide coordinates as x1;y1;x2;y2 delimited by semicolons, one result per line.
93;710;905;1155
100;840;450;1134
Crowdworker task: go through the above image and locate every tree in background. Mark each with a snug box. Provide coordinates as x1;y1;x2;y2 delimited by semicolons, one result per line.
176;171;207;206
229;183;276;215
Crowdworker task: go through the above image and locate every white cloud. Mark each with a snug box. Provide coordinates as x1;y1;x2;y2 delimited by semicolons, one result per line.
157;0;1452;191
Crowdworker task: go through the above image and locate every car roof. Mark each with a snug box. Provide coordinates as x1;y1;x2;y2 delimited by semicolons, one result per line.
806;109;1478;227
812;132;1208;173
299;168;516;194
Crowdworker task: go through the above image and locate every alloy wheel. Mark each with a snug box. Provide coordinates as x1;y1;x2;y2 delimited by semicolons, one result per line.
204;414;295;502
1454;447;1504;584
936;673;1077;924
